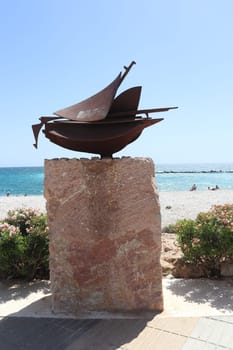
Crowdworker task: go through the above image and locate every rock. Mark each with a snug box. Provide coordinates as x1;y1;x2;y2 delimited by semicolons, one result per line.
172;259;206;278
220;262;233;277
45;157;163;314
161;233;182;272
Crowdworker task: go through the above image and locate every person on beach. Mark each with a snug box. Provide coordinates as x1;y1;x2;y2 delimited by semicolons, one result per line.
208;185;220;190
190;184;197;191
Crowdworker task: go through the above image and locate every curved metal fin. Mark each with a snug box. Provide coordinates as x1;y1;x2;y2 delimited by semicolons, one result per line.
32;123;43;149
32;116;61;148
107;86;142;119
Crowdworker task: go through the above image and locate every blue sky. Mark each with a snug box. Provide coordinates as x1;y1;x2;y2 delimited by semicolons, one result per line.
1;0;233;166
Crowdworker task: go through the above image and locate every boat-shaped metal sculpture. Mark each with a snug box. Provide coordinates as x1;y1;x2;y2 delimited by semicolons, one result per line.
32;61;177;158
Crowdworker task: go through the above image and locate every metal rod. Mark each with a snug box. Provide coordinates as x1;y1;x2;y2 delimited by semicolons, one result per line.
120;61;136;83
108;106;178;118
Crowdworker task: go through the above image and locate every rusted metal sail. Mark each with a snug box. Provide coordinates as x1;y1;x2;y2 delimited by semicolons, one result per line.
54;73;122;122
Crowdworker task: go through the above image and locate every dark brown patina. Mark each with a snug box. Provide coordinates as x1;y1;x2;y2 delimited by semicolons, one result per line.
32;61;177;158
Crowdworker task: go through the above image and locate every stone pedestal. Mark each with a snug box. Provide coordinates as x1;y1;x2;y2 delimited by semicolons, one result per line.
44;157;163;315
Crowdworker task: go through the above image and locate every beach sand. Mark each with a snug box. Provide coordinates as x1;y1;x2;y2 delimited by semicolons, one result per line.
159;189;233;227
0;196;46;221
0;190;232;227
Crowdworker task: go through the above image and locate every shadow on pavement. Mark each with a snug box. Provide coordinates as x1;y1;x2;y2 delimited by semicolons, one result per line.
0;314;154;350
0;279;50;304
166;278;233;312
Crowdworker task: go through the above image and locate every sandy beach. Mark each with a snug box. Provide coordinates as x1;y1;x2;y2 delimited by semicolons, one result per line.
159;189;233;227
0;196;46;221
0;190;232;228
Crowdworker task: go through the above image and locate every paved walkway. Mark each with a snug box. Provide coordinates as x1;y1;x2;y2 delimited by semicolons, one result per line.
0;278;233;349
1;315;233;349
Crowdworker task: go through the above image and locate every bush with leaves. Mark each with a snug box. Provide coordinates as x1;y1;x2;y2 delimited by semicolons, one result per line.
162;223;180;233
0;208;49;280
176;204;233;276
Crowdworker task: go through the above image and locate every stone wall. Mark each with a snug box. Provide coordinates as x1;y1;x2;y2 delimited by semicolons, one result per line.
44;157;163;315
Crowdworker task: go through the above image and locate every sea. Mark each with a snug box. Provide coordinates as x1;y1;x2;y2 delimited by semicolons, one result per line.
0;162;233;196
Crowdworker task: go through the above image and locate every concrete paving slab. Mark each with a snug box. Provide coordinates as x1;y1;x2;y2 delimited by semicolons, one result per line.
187;317;233;349
65;319;152;350
0;317;99;350
182;316;233;349
147;317;199;337
1;315;233;350
122;327;186;350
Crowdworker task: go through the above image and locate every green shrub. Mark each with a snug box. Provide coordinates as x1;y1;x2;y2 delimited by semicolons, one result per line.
176;204;233;276
162;223;180;233
0;208;49;280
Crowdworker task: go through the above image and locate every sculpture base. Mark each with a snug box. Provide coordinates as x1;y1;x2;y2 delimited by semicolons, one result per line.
44;157;163;315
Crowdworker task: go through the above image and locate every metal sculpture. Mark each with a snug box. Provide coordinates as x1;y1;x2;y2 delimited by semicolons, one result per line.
32;61;177;158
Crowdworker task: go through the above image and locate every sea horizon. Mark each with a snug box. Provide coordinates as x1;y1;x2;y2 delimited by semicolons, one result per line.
1;161;233;170
0;162;233;195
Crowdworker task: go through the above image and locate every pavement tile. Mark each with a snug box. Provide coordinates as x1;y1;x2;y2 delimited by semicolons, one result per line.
124;326;188;350
182;316;233;350
209;315;233;324
64;319;149;350
147;316;199;337
121;327;159;350
0;317;99;350
182;338;219;349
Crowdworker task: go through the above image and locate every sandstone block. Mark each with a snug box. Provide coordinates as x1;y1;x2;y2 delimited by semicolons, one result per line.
44;157;163;314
